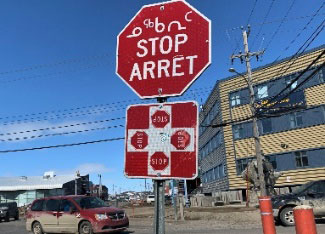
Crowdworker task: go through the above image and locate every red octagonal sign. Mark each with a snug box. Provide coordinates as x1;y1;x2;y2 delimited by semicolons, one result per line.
171;130;191;150
131;131;148;149
116;0;211;99
150;152;169;171
151;110;170;128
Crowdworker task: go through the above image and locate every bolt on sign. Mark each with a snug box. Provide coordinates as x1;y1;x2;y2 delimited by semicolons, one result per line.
124;101;198;179
116;0;211;99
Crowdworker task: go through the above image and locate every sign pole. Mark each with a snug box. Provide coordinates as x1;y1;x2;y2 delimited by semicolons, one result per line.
154;180;165;234
153;97;167;234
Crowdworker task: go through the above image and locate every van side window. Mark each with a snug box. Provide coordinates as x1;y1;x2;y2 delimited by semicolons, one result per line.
31;200;44;211
45;199;60;211
59;199;76;212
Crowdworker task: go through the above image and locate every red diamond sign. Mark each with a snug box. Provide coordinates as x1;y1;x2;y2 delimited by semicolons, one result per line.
150;152;169;171
116;0;211;98
151;110;170;128
125;101;198;179
171;130;191;150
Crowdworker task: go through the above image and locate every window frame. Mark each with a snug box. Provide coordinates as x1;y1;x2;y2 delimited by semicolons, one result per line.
257;84;268;99
295;151;309;168
230;92;241;107
289;112;303;128
261;118;272;134
285;75;298;90
233;124;244;140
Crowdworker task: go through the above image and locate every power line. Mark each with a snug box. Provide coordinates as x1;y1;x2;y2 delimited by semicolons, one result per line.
246;0;258;26
0;117;125;136
0;52;111;77
226;12;325;32
0;60;111;84
0;124;124;142
264;0;296;51
256;18;324;98
272;2;325;62
0;137;125;154
261;55;325;109
0;86;212;123
251;0;276;49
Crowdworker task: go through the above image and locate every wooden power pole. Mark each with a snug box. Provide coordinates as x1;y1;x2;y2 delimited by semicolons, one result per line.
231;26;266;196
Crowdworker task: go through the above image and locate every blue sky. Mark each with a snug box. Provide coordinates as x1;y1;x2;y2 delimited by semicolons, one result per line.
0;0;323;193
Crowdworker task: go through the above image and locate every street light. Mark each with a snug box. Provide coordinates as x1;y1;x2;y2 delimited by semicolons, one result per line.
228;68;249;86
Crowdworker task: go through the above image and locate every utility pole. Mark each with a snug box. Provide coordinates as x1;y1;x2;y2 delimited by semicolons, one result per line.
230;26;266;196
98;174;102;198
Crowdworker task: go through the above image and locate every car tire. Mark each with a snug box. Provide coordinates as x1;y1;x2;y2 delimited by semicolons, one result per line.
14;211;19;220
5;213;10;222
79;221;94;234
280;207;295;226
32;221;44;234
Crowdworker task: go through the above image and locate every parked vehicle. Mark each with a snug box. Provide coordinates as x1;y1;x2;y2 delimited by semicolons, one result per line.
272;180;325;226
146;195;155;204
26;195;129;234
0;202;19;222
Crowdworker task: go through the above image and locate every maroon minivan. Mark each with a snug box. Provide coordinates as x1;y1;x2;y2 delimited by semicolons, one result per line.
26;195;129;234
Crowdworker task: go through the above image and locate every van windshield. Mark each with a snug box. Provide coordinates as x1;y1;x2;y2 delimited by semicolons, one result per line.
73;197;107;209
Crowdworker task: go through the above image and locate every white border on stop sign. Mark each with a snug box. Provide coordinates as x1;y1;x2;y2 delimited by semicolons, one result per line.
116;0;212;99
124;100;199;180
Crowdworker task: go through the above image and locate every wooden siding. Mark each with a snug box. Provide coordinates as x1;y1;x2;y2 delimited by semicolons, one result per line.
234;125;325;158
305;83;325;106
218;47;325;190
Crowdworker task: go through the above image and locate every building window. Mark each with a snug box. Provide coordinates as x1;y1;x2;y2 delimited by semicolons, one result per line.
295;151;308;168
257;85;268;99
233;124;244;139
237;159;251;174
230;92;241;107
261;118;272;134
265;155;277;170
318;69;324;83
289;112;303;128
285;76;298;90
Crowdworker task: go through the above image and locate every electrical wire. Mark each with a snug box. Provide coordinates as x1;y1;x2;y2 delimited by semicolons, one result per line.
0;117;125;136
263;0;296;52
251;0;276;49
0;124;124;142
0;137;125;154
0;52;111;78
255;19;324;98
0;86;212;123
246;0;258;27
272;2;325;62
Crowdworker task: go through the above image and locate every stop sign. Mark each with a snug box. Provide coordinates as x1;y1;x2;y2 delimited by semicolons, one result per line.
151;110;170;128
171;130;191;150
131;131;148;149
116;0;211;98
150;152;169;171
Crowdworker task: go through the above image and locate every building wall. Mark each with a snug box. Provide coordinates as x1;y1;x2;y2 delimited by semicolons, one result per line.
199;46;325;192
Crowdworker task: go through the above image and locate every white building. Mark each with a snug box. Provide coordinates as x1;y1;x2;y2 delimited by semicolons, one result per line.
0;171;87;207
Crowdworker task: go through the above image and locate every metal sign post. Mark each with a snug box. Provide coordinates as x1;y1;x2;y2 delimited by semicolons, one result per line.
154;180;165;234
118;1;211;234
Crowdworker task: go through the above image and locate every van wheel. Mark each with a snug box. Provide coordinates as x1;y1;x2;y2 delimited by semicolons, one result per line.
14;211;19;220
5;213;10;222
280;207;295;226
32;222;44;234
79;221;93;234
